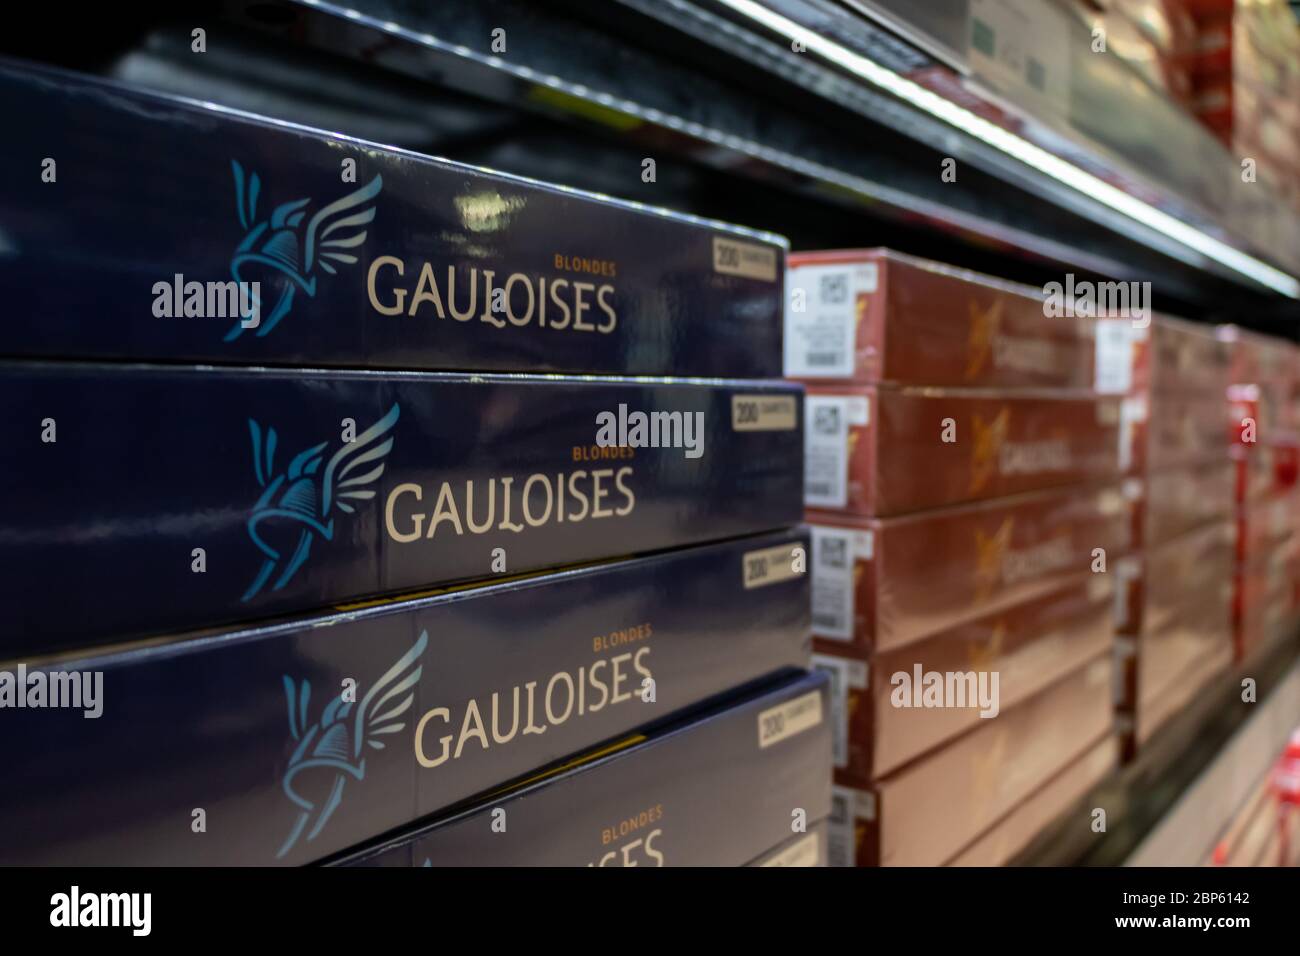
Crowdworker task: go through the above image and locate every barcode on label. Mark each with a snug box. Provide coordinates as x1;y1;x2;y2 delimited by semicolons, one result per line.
810;526;855;640
806;351;845;367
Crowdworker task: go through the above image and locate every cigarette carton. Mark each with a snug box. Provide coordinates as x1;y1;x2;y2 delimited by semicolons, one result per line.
833;656;1113;866
1135;391;1232;470
0;362;802;653
0;532;812;866
1114;520;1235;635
1126;637;1232;750
0;59;785;378
784;249;1102;389
808;483;1136;652
1219;325;1296;391
1136;461;1233;546
812;575;1113;781
1234;553;1296;661
751;824;828;867
804;385;1124;515
947;734;1118;866
336;671;831;866
1115;583;1233;726
1146;314;1230;395
1234;442;1299;503
1237;494;1295;562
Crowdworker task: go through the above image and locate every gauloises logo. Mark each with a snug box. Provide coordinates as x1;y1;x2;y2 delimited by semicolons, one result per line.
964;299;1003;381
974;518;1014;602
277;632;427;859
242;405;401;601
974;518;1075;602
971;408;1073;494
969;408;1010;495
275;621;656;858
228;160;383;342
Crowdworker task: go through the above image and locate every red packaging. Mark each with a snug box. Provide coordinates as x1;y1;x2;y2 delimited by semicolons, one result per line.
1115;519;1235;635
1125;632;1232;750
813;576;1113;781
785;249;1102;389
808;483;1136;652
1236;493;1295;563
1115;580;1233;727
1137;461;1234;546
1227;383;1297;445
947;734;1118;866
1219;324;1296;390
1147;314;1231;395
1233;442;1300;503
1234;549;1296;661
834;657;1113;866
1134;390;1233;469
804;385;1124;516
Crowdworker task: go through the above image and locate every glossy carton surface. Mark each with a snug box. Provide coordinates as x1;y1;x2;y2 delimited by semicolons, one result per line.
804;385;1124;515
0;362;802;652
814;576;1113;781
0;533;811;865
837;656;1113;866
785;249;1100;389
808;483;1136;651
0;60;785;377
339;671;831;866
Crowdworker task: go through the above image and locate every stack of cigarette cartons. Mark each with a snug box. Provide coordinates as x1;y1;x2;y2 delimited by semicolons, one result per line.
786;249;1132;866
1113;315;1235;756
0;59;828;866
1219;326;1300;665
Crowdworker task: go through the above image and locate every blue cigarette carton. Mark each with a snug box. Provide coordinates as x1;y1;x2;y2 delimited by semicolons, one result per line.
0;59;785;376
339;671;831;867
0;532;811;865
0;361;802;653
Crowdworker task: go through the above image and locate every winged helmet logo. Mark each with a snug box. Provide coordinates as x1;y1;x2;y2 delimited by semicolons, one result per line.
227;160;382;341
277;630;428;859
242;404;401;602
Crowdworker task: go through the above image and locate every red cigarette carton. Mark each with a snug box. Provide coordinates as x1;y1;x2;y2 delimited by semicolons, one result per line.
813;576;1113;781
1219;325;1296;391
947;734;1118;866
1146;314;1230;395
804;385;1124;515
1133;390;1233;470
1234;442;1300;503
1115;519;1235;636
808;483;1136;652
1124;630;1232;751
1136;462;1234;547
832;656;1113;866
785;249;1102;389
1237;493;1296;563
1115;582;1233;735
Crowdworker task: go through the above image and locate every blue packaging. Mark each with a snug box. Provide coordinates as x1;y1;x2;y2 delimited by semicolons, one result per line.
0;531;811;865
0;59;785;377
0;361;802;652
339;671;831;867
